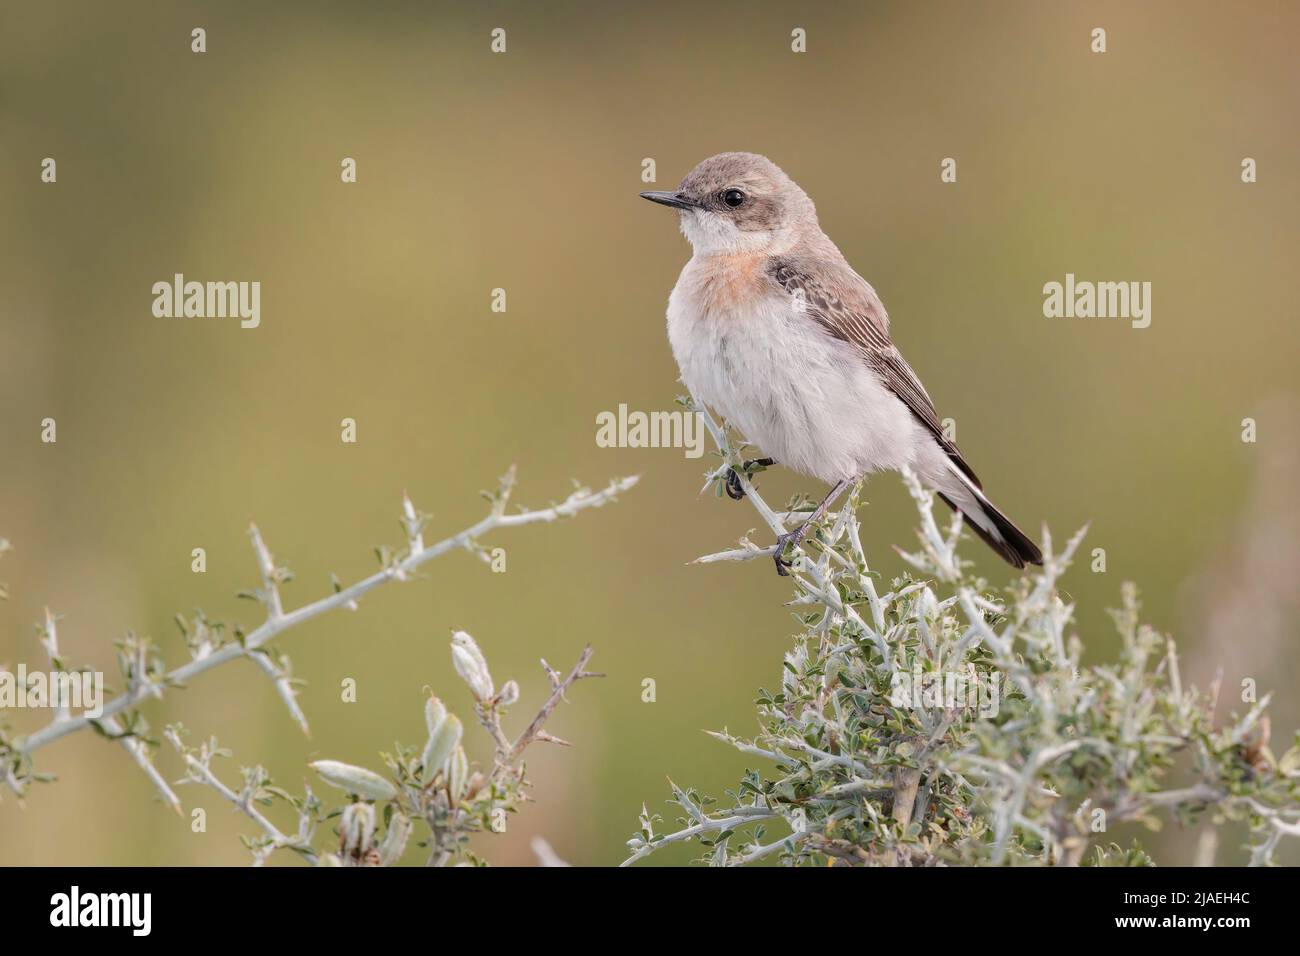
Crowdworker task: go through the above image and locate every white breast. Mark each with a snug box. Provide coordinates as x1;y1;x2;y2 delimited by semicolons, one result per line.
665;256;919;484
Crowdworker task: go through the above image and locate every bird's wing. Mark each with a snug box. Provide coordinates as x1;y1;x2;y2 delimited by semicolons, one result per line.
767;256;982;488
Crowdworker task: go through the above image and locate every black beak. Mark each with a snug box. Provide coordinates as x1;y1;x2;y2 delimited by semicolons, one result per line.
639;190;700;211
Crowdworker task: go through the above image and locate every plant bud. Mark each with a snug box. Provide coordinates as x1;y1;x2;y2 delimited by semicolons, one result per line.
340;801;376;860
451;630;494;701
309;760;399;801
424;694;447;738
378;812;413;866
448;745;470;802
464;771;486;801
498;679;520;707
421;713;463;779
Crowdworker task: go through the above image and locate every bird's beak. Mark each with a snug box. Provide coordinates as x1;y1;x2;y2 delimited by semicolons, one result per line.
639;190;700;211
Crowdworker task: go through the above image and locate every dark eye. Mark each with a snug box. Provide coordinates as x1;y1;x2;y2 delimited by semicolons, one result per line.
722;188;746;208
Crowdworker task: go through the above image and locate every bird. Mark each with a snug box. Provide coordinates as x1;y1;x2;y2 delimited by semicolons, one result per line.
640;152;1042;576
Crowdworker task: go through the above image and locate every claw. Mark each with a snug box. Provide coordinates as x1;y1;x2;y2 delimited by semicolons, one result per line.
724;468;746;500
773;530;801;576
726;459;775;502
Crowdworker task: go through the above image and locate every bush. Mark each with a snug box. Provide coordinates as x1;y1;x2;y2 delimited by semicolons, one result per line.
624;404;1300;867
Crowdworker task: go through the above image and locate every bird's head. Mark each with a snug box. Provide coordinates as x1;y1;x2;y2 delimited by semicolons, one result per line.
640;152;817;256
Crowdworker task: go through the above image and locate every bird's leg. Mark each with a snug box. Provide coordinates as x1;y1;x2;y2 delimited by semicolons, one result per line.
774;478;852;576
725;458;776;501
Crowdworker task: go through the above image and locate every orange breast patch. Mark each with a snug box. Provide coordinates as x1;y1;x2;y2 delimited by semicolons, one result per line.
687;253;768;318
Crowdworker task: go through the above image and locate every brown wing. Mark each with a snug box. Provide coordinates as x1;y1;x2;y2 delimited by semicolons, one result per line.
768;257;982;488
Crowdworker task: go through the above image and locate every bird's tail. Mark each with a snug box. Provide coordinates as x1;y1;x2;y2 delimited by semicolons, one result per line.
933;461;1043;569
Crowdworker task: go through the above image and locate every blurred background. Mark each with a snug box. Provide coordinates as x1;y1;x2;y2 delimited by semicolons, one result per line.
1;0;1297;866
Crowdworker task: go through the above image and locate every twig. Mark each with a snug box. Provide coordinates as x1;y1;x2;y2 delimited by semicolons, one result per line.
166;728;318;865
12;473;637;764
502;645;602;768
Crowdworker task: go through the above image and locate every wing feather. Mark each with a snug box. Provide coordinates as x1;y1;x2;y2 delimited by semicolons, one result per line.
768;257;982;488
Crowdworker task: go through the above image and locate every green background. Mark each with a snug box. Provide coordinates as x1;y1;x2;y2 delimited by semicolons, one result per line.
1;0;1297;865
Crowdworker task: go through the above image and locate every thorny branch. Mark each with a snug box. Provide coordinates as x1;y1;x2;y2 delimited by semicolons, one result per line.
1;468;636;814
503;646;603;766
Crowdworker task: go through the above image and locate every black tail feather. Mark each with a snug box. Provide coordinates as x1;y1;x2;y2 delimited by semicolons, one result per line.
937;492;1043;570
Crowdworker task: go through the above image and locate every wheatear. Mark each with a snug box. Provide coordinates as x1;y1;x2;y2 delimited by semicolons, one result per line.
641;152;1042;575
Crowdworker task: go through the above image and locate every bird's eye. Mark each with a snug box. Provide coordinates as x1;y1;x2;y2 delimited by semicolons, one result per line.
722;188;746;208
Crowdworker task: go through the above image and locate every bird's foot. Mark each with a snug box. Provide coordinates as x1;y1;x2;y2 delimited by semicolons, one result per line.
725;468;746;500
773;525;808;576
725;458;775;502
